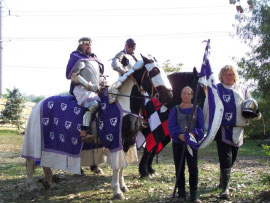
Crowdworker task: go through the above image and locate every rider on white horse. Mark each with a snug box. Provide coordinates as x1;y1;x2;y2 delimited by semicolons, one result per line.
109;38;141;104
66;37;105;138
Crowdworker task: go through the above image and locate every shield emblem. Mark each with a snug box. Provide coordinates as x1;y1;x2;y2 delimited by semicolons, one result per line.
223;95;231;103
110;117;118;126
71;137;78;145
48;101;54;109
74;107;81;115
54;118;58;126
106;134;113;142
77;124;81;132
225;113;233;121
98;119;104;130
50;132;54;140
42;118;49;126
61;103;67;111
59;134;65;142
101;103;106;110
65;121;72;129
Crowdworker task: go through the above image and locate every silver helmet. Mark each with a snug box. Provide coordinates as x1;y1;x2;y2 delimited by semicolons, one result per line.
241;98;259;118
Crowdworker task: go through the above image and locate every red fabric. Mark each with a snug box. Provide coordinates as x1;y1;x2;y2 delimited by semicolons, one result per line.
141;98;171;154
145;132;156;152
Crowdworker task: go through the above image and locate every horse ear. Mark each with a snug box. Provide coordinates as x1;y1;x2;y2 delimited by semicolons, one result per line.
140;54;151;64
193;67;199;76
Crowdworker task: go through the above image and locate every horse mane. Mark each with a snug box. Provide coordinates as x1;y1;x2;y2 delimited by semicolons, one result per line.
167;68;205;108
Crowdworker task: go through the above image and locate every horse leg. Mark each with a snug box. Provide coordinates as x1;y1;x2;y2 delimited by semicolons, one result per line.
139;148;151;178
112;168;125;199
26;159;38;192
41;167;53;190
147;146;158;176
119;167;129;193
90;164;104;175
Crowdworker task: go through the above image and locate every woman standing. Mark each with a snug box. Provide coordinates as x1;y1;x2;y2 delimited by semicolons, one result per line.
168;86;204;202
205;65;260;199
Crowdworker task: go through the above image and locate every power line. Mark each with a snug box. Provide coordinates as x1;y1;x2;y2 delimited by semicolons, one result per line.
6;5;234;17
10;5;231;13
9;12;233;17
5;65;64;69
2;31;232;41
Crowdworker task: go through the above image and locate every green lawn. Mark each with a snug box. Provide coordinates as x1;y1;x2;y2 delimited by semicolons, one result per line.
0;128;269;202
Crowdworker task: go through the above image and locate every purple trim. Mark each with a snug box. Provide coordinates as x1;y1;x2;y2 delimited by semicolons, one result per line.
40;100;45;152
42;148;81;158
221;127;243;147
67;59;84;79
21;154;41;161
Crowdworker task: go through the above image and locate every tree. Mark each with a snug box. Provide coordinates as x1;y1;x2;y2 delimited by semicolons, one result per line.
234;0;270;97
162;60;183;74
24;94;45;103
0;88;25;130
234;0;270;139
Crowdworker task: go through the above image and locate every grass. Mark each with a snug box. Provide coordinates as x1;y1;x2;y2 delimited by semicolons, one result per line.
0;128;269;202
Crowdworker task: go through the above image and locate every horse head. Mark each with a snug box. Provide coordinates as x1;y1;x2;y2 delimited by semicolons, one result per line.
166;67;204;108
132;54;173;105
119;54;173;152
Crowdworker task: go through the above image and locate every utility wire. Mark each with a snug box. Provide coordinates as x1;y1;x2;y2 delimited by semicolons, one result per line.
11;5;231;13
3;31;232;41
4;65;64;69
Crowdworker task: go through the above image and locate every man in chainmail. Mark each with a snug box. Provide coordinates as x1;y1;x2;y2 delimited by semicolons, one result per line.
109;38;140;104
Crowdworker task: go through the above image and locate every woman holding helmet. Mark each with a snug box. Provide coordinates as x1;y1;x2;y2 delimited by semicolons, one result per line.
204;65;261;199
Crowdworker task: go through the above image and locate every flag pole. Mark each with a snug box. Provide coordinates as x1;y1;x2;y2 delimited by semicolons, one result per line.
172;39;210;199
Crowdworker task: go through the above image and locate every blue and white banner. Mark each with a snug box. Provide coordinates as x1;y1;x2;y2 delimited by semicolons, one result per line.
198;40;224;149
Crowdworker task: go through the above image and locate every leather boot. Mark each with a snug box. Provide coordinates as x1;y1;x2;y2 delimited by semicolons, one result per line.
218;171;222;188
178;190;186;202
190;190;201;203
220;168;231;199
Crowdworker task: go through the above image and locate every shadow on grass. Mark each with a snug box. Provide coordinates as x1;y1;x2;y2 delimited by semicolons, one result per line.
0;172;112;202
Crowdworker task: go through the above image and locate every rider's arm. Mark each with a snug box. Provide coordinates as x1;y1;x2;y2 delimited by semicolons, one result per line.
70;61;98;92
111;52;127;75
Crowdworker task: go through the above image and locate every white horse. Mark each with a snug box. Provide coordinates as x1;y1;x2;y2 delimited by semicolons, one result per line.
21;54;173;199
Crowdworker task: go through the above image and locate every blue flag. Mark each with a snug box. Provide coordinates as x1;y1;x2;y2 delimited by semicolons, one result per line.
197;39;224;149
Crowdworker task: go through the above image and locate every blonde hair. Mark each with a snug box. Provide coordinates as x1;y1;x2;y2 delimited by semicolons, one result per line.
181;86;193;95
218;65;238;83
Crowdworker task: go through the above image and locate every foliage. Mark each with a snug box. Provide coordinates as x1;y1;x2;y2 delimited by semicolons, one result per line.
1;128;269;202
24;94;45;103
234;0;270;98
234;0;270;139
0;88;25;129
262;144;270;156
162;59;183;74
244;97;270;139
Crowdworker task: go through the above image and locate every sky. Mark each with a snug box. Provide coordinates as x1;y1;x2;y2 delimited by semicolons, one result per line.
1;0;250;97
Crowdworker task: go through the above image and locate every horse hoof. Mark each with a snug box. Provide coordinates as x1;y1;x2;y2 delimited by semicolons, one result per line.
113;193;125;200
93;167;104;175
28;185;38;193
39;179;51;190
140;174;152;179
150;172;159;177
121;186;129;193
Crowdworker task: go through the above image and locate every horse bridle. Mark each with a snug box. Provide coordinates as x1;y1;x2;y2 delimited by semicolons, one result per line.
107;65;163;100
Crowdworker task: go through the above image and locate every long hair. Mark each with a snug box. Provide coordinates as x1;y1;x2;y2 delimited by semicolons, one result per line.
218;65;238;83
